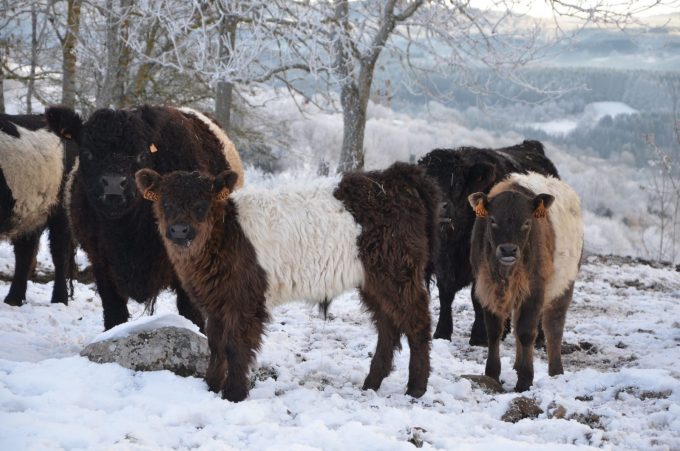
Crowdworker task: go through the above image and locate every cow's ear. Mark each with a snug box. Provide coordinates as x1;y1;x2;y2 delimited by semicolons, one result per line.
45;106;82;142
467;162;496;193
468;192;489;218
213;170;238;202
135;169;162;202
532;193;554;218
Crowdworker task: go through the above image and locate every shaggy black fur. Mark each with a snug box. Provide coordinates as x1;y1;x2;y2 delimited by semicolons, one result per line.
418;140;559;344
0;113;78;306
46;105;232;330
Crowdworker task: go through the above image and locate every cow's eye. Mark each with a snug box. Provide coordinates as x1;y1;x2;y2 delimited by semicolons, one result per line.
81;149;93;161
194;203;208;217
136;151;150;165
489;217;498;228
521;220;531;230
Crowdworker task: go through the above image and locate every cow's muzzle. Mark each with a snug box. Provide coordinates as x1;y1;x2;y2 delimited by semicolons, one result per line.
496;243;519;266
167;223;195;246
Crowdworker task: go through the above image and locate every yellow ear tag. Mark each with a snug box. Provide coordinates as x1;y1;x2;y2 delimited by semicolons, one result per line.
216;187;230;201
150;143;158;153
143;190;159;201
474;200;487;218
533;200;548;219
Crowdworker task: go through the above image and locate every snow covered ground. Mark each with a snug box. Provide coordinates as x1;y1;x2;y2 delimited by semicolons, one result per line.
526;101;638;137
1;240;679;450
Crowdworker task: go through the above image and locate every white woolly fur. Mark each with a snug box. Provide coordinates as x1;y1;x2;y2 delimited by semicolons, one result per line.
231;177;365;308
0;125;64;239
502;172;584;302
176;107;245;189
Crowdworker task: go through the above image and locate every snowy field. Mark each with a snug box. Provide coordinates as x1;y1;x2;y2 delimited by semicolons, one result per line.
1;238;679;450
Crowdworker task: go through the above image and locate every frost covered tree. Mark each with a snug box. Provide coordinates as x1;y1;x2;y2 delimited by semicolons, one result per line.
303;0;674;171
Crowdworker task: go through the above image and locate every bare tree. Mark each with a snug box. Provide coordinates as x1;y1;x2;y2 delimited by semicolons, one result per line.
60;0;82;107
325;0;675;171
643;80;680;262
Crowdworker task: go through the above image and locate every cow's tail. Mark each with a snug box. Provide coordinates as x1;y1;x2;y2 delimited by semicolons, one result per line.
412;168;442;293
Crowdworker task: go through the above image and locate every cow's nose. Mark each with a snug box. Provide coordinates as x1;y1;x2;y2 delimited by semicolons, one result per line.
496;244;519;265
100;175;129;196
498;244;518;257
168;223;194;244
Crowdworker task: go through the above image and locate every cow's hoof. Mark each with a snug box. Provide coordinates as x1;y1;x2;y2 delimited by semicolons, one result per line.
468;335;488;347
50;296;68;305
514;382;532;393
433;326;452;341
362;376;382;392
4;295;23;307
222;384;249;403
406;385;427;398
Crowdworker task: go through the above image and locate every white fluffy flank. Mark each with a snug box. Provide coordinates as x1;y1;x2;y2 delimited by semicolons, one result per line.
504;172;584;302
176;107;244;189
232;177;365;308
0;125;64;238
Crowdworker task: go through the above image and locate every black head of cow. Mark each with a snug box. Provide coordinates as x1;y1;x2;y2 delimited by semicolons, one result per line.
468;190;554;266
135;169;238;248
418;149;497;242
46;106;159;219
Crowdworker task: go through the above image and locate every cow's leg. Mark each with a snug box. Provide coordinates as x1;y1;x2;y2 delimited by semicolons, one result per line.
4;232;41;306
404;284;432;398
405;323;431;398
543;283;573;377
469;282;487;346
514;296;542;392
433;275;455;340
222;315;265;403
472;286;513;346
47;206;73;305
362;303;402;393
175;285;204;332
483;308;504;382
92;262;129;330
205;317;227;394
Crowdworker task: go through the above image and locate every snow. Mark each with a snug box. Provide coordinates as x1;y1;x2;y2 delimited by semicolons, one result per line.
526;101;638;136
1;239;679;449
88;312;203;344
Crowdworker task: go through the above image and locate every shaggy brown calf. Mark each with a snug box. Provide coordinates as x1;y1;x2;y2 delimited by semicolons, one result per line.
418;140;559;344
135;163;440;402
469;172;582;391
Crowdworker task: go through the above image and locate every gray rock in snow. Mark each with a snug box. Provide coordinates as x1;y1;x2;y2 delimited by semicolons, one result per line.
80;326;209;378
461;374;504;394
501;396;544;423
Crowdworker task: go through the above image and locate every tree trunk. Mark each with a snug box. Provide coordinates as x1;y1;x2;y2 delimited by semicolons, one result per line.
215;15;238;132
114;0;132;107
97;0;116;108
0;46;5;114
98;0;132;108
61;0;82;107
27;4;38;113
334;0;423;172
338;82;369;172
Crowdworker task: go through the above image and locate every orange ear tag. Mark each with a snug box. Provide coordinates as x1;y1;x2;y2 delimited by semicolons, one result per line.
216;187;230;202
474;201;487;218
533;200;548;219
143;190;159;201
